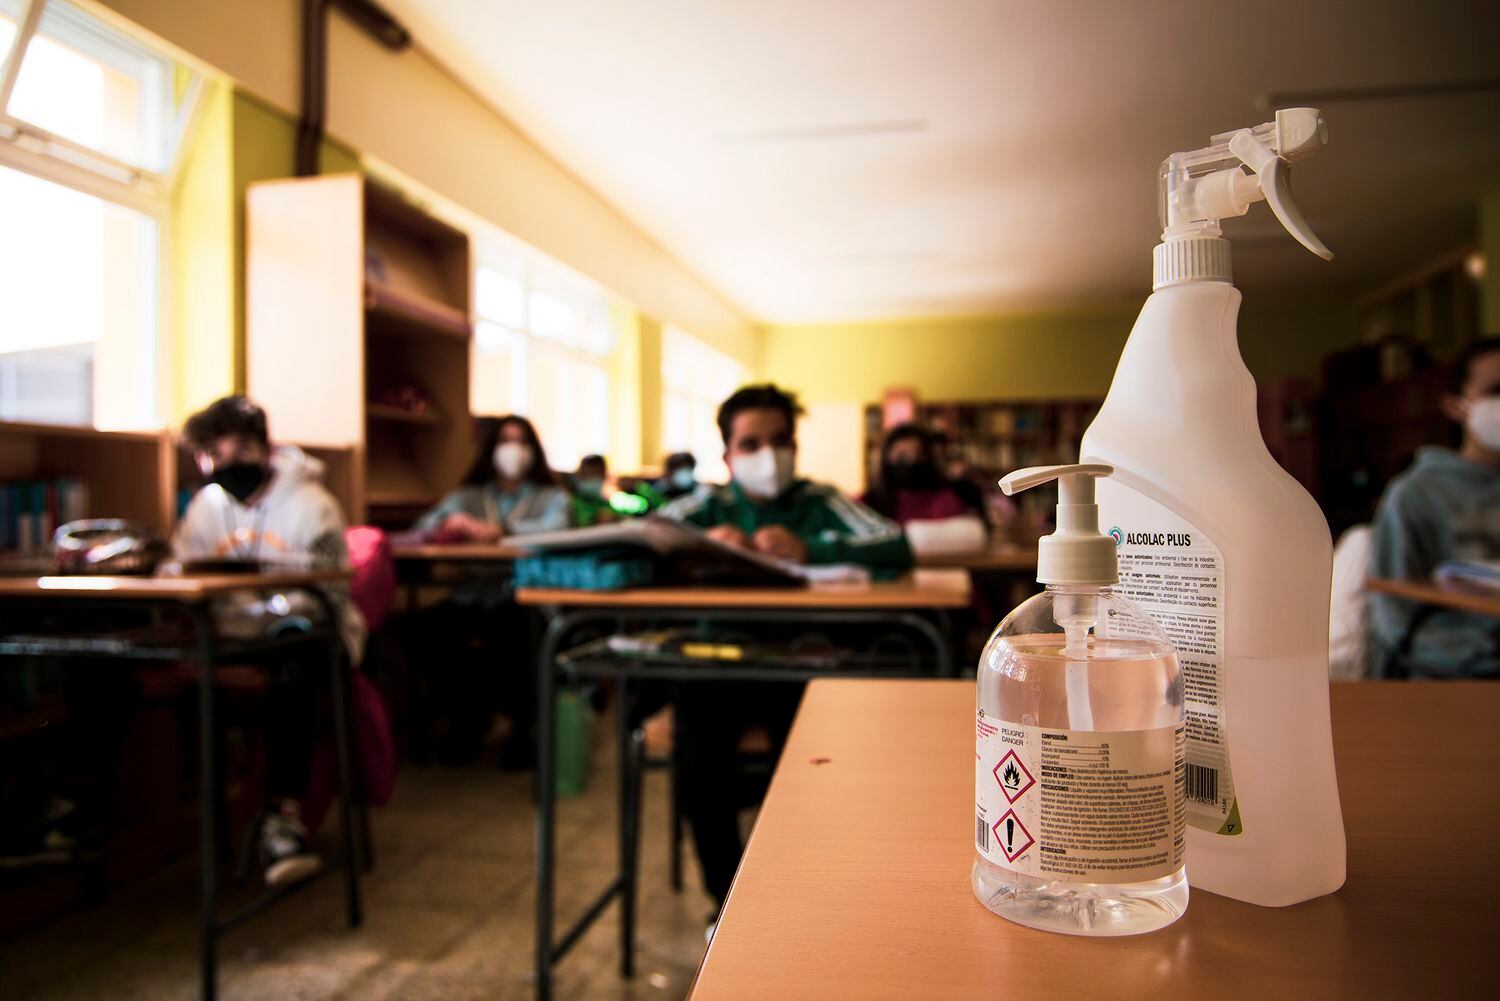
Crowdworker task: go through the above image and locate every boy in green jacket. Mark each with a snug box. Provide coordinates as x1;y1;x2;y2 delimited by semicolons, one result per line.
660;384;912;920
660;384;912;571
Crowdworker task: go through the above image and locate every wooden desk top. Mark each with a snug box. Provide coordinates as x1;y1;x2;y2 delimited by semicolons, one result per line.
692;678;1499;1001
917;545;1037;572
0;569;348;602
1366;576;1500;619
390;543;524;562
516;569;972;610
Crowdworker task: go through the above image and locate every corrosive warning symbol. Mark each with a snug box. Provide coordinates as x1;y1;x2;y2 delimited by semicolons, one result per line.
993;749;1035;804
992;809;1034;863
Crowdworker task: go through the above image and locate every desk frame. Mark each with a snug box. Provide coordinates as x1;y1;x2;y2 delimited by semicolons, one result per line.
0;585;363;1001
529;602;956;1001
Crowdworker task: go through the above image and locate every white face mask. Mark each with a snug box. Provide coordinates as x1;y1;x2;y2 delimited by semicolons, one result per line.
493;441;533;480
1466;397;1500;451
731;446;795;500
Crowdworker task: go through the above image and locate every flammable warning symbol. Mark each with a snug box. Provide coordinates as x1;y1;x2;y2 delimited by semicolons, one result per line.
993;749;1035;804
992;809;1034;863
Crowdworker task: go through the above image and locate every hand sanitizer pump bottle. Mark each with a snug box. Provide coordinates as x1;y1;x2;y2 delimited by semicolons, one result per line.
973;464;1187;937
1080;108;1346;907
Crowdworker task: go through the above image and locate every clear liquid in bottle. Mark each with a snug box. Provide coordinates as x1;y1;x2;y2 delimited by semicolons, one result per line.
973;587;1187;936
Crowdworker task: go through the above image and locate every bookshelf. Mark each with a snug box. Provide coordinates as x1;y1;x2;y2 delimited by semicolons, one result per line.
863;397;1102;534
0;419;362;558
0;421;174;554
246;174;474;527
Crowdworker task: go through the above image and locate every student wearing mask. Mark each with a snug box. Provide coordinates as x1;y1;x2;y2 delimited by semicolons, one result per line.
415;416;567;763
655;451;700;500
862;423;989;556
569;453;617;527
1369;337;1500;678
660;384;911;919
416;415;569;540
661;384;912;569
175;396;365;886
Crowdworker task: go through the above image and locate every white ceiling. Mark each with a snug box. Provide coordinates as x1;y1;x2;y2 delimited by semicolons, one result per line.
387;0;1500;323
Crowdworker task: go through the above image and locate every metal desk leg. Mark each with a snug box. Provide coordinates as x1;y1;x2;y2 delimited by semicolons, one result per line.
188;605;220;1001
327;633;363;927
534;610;568;1001
616;675;638;979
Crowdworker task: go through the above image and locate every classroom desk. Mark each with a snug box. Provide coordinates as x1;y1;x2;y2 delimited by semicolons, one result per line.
1365;575;1500;618
690;677;1499;1001
389;541;522;612
0;570;361;1001
389;542;525;563
517;569;972;1001
1365;576;1500;676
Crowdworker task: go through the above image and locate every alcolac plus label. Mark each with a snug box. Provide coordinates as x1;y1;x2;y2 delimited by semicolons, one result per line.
976;709;1185;881
1097;483;1243;836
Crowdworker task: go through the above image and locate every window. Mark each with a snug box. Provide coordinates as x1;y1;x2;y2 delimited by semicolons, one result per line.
0;163;156;424
662;327;748;483
471;236;618;470
0;0;199;428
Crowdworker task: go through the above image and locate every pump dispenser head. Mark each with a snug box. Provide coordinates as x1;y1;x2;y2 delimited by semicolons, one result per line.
1000;463;1117;587
1154;107;1332;288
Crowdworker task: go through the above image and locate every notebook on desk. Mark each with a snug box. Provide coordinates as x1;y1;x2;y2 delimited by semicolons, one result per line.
515;517;870;588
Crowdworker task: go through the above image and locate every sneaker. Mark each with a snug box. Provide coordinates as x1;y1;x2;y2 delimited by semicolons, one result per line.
258;805;322;887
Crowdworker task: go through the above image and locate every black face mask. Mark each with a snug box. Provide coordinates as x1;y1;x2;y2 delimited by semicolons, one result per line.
888;461;942;491
210;462;271;504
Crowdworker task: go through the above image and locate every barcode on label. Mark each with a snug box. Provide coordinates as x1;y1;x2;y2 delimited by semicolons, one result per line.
1186;763;1219;805
976;812;989;851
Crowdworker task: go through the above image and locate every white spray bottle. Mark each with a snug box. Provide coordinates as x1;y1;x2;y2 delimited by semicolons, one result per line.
1079;108;1345;906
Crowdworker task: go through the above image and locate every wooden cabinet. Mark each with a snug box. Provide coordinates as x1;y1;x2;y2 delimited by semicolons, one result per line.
0;421;174;553
0;420;359;556
246;174;474;526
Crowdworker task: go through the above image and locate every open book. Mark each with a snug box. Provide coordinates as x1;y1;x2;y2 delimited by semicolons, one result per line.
514;516;870;586
1434;559;1500;594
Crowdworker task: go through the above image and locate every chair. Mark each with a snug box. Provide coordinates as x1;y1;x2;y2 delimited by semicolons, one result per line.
1328;524;1372;680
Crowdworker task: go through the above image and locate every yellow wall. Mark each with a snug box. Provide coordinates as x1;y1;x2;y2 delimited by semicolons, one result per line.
764;300;1358;486
168;81;235;422
763;300;1357;409
95;0;759;370
764;309;1134;405
167;86;364;423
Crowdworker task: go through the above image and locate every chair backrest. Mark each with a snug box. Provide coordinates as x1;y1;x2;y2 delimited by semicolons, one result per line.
1328;523;1373;680
345;525;396;632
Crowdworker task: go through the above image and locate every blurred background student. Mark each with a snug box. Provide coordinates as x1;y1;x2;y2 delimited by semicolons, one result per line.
416;415;568;542
176;396;363;886
660;384;911;920
569;453;617;527
1369;338;1500;678
655;451;701;500
862;423;989;556
413;416;566;764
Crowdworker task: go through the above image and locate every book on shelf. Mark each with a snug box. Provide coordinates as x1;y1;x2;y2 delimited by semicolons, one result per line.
1;477;88;553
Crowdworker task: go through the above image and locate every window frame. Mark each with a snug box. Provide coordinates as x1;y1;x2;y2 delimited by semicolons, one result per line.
471;240;619;468
661;326;749;483
0;0;204;198
0;0;200;429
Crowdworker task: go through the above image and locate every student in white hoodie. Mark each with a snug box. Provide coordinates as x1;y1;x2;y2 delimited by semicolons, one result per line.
176;396;365;886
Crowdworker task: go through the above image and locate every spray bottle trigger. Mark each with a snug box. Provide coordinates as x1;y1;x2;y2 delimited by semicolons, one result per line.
1228;130;1334;261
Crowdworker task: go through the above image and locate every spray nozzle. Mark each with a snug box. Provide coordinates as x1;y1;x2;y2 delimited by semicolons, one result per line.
1158;107;1332;261
1000;463;1117;588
